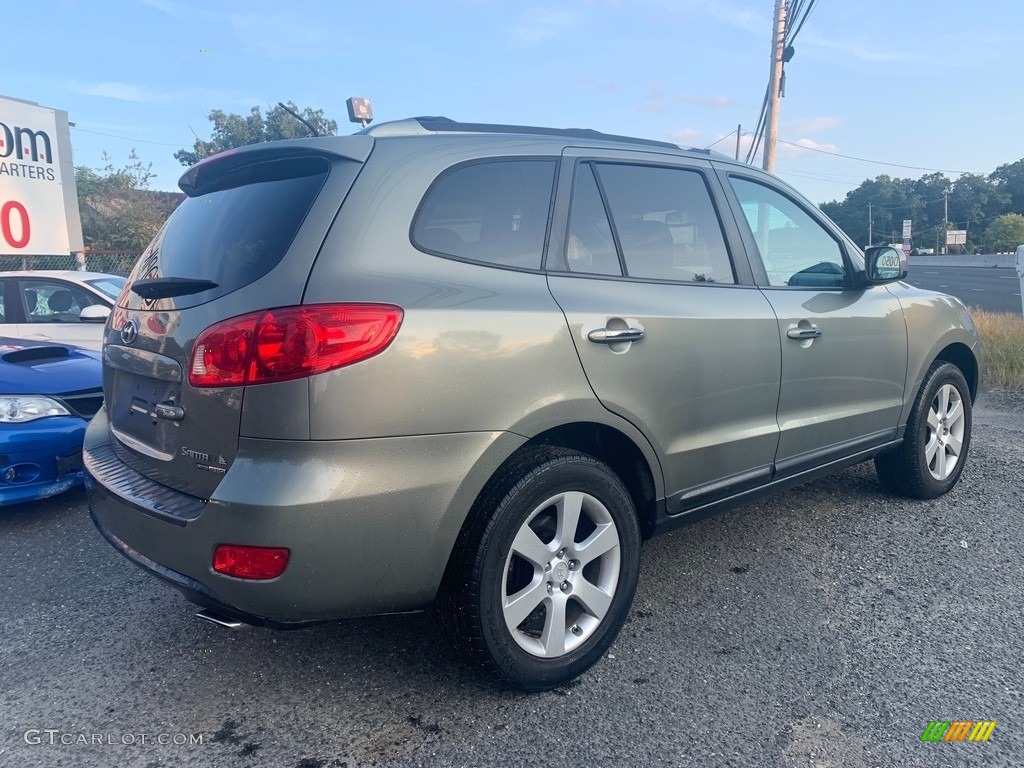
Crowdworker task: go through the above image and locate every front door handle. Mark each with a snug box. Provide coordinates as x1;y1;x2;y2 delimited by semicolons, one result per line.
588;327;645;344
786;326;822;340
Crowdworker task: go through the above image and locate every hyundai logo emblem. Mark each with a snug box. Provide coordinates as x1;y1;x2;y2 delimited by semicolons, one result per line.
120;318;139;346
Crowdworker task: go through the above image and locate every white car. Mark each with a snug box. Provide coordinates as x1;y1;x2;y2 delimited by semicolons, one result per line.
0;271;124;351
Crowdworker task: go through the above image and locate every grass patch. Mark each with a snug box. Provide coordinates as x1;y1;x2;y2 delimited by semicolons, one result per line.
970;308;1024;391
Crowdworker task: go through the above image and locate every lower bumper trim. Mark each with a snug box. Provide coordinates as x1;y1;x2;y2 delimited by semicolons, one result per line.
88;506;322;630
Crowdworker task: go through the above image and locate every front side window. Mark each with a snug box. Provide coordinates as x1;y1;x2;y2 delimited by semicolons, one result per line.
19;280;98;323
412;160;556;270
730;177;847;288
567;163;735;283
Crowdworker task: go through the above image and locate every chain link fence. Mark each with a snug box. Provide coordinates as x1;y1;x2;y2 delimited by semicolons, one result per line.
0;251;141;276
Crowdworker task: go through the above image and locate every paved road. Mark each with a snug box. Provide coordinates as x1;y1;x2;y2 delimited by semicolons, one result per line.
2;392;1022;768
904;266;1022;314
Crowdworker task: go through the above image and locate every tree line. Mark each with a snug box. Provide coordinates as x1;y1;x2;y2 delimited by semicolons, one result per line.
75;102;336;253
76;102;1024;254
819;162;1024;253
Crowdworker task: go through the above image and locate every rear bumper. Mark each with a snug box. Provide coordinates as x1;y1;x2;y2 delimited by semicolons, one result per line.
84;409;524;622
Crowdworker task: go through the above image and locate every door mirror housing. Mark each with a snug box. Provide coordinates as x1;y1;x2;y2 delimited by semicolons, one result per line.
80;304;112;323
863;246;907;284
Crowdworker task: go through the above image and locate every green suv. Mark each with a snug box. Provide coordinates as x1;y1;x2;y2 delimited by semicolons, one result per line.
85;118;980;690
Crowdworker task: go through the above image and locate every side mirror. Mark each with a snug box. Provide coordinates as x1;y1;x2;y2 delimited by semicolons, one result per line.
864;246;907;284
80;304;112;323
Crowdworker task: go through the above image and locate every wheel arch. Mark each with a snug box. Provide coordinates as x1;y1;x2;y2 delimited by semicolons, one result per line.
441;419;663;597
934;342;979;402
521;422;661;539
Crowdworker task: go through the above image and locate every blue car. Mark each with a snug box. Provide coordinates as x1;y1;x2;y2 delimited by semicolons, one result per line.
0;337;102;506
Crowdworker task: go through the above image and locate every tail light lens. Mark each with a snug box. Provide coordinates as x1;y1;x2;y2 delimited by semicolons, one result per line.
213;544;290;580
189;304;403;387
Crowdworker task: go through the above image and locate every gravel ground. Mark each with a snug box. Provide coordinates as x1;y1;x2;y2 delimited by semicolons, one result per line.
1;391;1021;768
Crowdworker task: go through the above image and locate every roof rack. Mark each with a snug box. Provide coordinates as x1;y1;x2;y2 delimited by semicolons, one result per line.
361;117;683;150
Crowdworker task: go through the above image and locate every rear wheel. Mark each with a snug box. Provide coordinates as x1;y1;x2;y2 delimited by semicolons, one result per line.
439;447;641;690
875;361;972;499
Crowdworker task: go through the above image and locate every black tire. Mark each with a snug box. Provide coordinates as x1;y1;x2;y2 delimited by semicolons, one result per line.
875;361;972;499
438;446;641;691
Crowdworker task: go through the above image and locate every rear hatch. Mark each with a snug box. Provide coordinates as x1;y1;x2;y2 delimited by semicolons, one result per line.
102;138;371;499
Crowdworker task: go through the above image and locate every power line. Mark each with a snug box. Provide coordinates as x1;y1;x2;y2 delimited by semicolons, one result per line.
71;126;183;148
703;129;738;150
774;138;984;175
787;0;818;45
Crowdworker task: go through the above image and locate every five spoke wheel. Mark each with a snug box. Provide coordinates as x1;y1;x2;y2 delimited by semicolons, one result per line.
502;491;621;657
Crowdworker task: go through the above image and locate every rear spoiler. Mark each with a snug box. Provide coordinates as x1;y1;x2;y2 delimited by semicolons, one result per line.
179;136;374;196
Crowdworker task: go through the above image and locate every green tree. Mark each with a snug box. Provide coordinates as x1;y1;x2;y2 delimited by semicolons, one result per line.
75;150;180;252
984;213;1024;252
990;159;1024;213
821;174;920;246
175;102;339;166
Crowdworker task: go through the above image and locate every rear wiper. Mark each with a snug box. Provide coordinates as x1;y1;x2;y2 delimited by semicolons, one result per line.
131;277;218;300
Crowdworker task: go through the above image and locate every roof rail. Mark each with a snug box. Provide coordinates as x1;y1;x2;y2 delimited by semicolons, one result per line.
361;117;681;150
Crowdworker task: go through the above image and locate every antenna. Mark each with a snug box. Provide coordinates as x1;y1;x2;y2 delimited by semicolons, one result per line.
277;102;320;137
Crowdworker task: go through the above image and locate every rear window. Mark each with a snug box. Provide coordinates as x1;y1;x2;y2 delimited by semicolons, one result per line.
126;157;329;302
412;159;556;270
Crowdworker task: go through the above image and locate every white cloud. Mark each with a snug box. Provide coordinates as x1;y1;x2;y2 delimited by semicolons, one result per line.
668;128;703;145
802;33;914;64
778;137;839;159
513;8;577;43
639;101;669;114
229;13;340;58
76;82;159;102
650;0;764;34
677;94;735;109
783;116;842;134
138;0;191;18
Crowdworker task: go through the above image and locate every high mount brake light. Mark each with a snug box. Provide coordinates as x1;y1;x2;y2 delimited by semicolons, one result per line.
189;304;403;387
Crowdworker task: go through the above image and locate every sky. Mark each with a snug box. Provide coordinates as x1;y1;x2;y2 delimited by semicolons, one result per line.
5;0;1023;205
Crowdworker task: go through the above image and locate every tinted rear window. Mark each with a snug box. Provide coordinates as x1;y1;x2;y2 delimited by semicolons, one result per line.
127;158;328;300
412;159;556;270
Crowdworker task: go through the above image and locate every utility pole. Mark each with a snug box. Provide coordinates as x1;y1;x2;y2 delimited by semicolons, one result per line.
762;0;787;172
868;202;873;247
735;124;742;161
943;189;949;254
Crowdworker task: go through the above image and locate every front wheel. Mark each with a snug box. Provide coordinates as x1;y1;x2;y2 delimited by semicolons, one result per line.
875;361;972;499
439;447;641;690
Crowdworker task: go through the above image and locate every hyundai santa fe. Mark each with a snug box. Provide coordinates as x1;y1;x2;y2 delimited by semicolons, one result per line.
84;117;980;690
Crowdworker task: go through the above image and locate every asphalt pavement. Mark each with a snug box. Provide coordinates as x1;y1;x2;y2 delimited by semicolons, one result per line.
1;392;1022;768
904;266;1022;315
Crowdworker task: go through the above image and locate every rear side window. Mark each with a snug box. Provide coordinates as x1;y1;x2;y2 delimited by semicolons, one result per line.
126;157;329;301
412;160;556;270
595;164;735;284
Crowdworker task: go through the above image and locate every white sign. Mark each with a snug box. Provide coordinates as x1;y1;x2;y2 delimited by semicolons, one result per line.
0;95;83;255
902;219;912;239
946;230;967;246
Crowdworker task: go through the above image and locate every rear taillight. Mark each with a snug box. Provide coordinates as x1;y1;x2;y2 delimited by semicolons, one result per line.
213;544;290;580
189;304;403;387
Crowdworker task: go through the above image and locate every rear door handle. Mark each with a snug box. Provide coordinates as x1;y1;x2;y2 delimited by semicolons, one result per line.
786;326;822;340
587;327;645;344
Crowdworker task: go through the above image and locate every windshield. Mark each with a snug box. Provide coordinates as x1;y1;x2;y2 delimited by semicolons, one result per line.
86;276;127;300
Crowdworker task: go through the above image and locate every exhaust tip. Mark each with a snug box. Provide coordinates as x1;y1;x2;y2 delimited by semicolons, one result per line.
196;609;247;629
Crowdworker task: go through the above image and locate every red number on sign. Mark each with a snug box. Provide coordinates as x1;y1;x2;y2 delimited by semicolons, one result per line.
1;201;31;249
